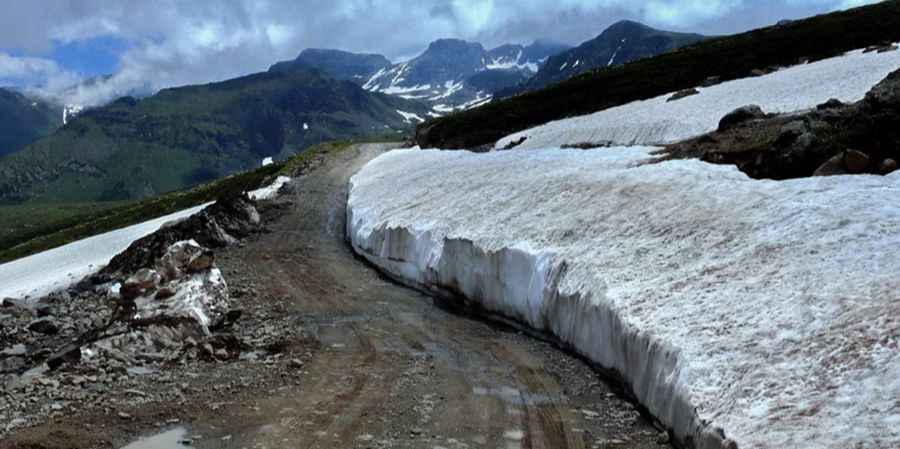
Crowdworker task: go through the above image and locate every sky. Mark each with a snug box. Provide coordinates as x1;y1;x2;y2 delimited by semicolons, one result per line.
0;0;881;107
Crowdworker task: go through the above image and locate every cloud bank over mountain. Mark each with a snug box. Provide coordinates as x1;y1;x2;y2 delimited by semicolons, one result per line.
0;0;881;106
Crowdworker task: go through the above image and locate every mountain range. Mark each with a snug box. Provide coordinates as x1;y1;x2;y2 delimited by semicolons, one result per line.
274;39;571;112
0;66;427;203
514;20;706;92
1;20;708;205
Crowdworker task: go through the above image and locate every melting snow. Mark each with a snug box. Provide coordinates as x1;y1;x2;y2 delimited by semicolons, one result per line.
0;204;209;301
248;176;291;201
498;45;900;150
261;157;273;167
348;147;900;449
0;174;293;301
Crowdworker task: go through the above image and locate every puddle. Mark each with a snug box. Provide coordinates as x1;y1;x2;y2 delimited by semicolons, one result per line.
472;386;557;405
121;427;189;449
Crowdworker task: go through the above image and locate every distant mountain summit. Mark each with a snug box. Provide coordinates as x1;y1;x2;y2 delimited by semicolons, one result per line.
516;20;705;92
269;49;392;82
279;39;571;113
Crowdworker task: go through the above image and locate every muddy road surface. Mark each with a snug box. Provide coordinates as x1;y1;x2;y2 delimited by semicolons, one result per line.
4;143;662;449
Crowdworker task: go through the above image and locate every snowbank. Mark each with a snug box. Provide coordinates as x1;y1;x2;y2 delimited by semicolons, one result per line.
497;46;900;149
0;174;290;302
0;204;209;302
248;176;291;200
348;148;900;449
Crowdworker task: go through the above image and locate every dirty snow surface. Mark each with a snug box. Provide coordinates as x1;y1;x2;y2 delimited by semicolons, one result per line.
348;148;900;449
497;46;900;150
0;205;208;301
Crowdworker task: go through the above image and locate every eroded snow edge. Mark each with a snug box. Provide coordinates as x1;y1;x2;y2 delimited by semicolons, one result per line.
347;195;726;449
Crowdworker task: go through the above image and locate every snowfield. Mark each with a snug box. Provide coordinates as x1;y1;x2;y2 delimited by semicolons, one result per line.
0;204;208;302
497;46;900;150
348;148;900;449
0;175;291;302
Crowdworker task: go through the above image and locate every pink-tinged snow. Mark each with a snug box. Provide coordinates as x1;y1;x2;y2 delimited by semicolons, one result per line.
497;46;900;150
0;204;209;301
348;147;900;449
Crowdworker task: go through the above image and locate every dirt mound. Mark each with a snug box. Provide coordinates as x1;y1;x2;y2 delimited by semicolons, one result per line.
98;193;262;281
663;68;900;179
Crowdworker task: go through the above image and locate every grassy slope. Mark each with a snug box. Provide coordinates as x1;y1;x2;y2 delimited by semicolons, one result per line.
0;141;357;264
417;1;900;149
0;88;62;157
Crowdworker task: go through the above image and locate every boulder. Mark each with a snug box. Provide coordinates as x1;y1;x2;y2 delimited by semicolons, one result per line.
667;88;700;102
27;318;60;335
817;98;844;110
776;121;807;145
844;150;871;173
47;344;82;370
187;250;215;273
813;153;848;177
718;105;765;131
864;69;900;110
155;286;177;300
700;76;721;87
880;158;898;175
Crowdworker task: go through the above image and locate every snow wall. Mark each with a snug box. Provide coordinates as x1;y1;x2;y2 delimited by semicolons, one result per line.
347;147;900;449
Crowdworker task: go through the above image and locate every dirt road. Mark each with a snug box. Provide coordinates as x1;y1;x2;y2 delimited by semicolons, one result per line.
4;143;662;449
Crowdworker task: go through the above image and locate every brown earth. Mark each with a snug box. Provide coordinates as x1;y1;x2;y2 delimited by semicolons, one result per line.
2;143;664;449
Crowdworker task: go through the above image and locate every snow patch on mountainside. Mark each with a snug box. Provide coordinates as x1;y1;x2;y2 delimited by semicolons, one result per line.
348;147;900;449
396;110;425;124
498;45;900;150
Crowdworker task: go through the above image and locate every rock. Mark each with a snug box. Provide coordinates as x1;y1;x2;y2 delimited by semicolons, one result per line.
187;250;215;272
0;356;26;373
155;286;176;300
817;98;844;110
1;344;27;357
667;88;700;102
718;105;765;131
878;44;899;54
776;19;795;27
657;431;670;444
118;412;132;420
47;344;82;370
27;318;60;335
132;268;161;289
813;153;848;177
750;69;767;77
880;158;898;175
864;69;900;110
290;358;304;368
844;149;871;173
776;121;807;145
700;76;721;87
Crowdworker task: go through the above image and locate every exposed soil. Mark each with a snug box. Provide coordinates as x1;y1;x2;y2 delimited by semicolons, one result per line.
2;143;663;449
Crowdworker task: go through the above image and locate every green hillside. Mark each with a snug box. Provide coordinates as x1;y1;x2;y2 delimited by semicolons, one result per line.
0;88;62;157
0;66;425;204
